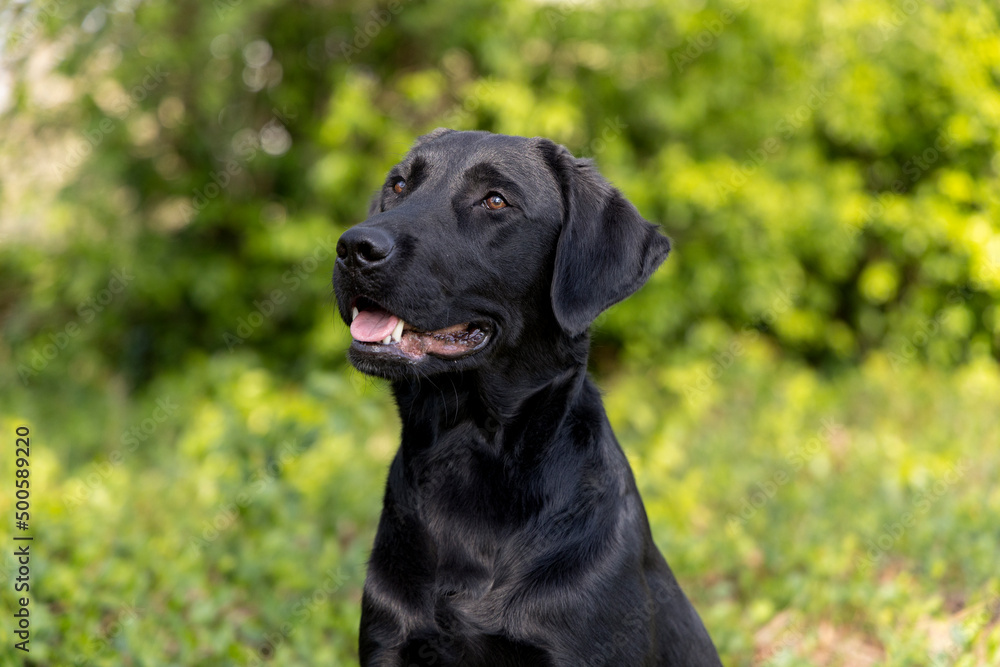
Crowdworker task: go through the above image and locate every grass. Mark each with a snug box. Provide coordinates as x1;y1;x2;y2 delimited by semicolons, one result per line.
1;340;998;666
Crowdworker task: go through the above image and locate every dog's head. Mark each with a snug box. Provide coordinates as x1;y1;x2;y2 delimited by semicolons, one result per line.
333;129;670;380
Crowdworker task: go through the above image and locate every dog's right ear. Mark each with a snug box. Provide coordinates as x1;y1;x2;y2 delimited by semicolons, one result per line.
538;139;671;337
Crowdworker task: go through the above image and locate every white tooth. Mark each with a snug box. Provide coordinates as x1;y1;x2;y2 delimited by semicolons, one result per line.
391;319;404;342
352;307;359;321
382;336;392;345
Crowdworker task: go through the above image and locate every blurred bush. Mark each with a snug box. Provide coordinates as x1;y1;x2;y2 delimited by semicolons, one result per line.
2;0;998;390
2;1;1000;665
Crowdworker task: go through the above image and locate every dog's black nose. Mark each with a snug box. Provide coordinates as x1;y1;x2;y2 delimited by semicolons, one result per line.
337;226;395;267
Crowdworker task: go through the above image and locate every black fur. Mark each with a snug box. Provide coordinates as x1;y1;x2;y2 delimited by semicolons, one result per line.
333;130;722;666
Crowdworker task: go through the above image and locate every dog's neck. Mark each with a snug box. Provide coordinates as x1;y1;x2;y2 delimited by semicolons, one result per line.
390;333;595;460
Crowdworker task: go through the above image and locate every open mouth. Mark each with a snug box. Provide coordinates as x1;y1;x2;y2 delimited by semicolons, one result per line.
349;297;490;361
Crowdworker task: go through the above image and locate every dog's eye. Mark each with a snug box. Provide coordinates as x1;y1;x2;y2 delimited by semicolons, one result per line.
482;193;507;210
393;179;406;194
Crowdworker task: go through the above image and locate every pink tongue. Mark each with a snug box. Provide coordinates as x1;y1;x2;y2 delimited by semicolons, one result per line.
350;309;399;342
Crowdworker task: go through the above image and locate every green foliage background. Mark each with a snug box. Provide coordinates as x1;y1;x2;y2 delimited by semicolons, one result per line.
0;0;998;664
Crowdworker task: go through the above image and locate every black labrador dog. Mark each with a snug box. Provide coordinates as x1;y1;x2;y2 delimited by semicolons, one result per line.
333;129;721;666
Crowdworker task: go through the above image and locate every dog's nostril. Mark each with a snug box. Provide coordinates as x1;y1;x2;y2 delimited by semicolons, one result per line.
339;226;395;266
357;239;390;262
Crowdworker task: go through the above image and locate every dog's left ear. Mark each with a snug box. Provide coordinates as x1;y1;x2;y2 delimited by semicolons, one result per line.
539;139;672;336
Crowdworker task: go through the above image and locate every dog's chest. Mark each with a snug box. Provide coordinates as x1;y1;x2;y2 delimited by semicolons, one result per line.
415;442;521;528
410;438;540;590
